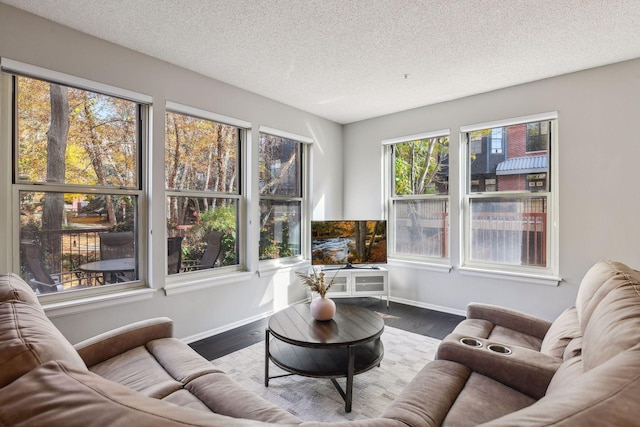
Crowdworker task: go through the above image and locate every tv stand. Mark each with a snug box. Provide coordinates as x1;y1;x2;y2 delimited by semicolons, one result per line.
322;266;389;307
324;263;379;271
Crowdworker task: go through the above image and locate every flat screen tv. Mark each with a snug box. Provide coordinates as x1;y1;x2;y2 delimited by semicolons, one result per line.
311;220;387;267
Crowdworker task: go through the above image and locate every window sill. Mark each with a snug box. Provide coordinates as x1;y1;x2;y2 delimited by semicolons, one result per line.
42;288;156;319
458;266;562;286
163;270;255;296
388;257;453;273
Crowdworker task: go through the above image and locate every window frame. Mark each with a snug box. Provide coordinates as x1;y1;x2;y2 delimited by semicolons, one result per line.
257;126;312;270
383;129;451;266
526;121;551;153
1;58;151;302
163;101;250;281
459;112;560;284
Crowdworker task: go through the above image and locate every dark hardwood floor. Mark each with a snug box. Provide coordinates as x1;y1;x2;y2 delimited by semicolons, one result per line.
190;298;465;361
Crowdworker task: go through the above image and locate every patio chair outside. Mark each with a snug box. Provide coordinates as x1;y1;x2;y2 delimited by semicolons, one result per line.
20;241;85;294
98;231;135;282
183;231;223;272
99;231;135;258
167;236;184;275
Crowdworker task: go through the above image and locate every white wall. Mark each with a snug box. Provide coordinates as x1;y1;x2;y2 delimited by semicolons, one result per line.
343;58;640;320
0;4;343;343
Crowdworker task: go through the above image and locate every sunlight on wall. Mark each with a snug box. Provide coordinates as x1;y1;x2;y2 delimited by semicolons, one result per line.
313;194;326;220
265;269;309;312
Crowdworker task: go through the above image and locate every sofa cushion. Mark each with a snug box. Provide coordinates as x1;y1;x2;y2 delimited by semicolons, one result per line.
581;265;640;370
381;359;471;426
90;345;185;398
88;339;222;399
0;274;87;388
484;347;640;426
562;336;583;360
0;273;40;305
545;355;583;394
383;359;535;427
146;337;223;383
539;306;580;358
88;336;301;424
161;388;212;412
443;372;536;426
575;260;634;332
0;360;285;427
187;372;303;424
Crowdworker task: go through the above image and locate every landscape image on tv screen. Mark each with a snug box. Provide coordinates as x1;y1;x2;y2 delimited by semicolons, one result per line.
311;220;387;266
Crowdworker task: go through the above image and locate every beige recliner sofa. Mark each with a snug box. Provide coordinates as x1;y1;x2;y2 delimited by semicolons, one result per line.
1;260;640;426
0;273;304;426
384;260;640;425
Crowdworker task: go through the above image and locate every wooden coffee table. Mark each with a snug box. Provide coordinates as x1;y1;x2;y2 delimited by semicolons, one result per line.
265;302;384;412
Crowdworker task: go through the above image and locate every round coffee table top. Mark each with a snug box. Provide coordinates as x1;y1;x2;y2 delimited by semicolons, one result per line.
268;302;384;348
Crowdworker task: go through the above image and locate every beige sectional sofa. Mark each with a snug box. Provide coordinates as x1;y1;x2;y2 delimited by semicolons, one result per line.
393;260;640;425
1;260;639;426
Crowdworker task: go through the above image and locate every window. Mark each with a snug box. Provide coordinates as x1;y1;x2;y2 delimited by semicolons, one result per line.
491;128;504;154
3;61;149;295
469;136;483;155
526;121;550;152
258;130;308;261
462;113;557;275
164;103;247;275
385;131;450;260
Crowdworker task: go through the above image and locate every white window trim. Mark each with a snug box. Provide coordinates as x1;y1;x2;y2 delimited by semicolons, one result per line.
0;74;11;272
459;265;561;286
1;58;152;104
381;128;450;145
383;130;451;263
42;288;156;319
166;101;251;129
258;125;313;144
388;257;452;273
460;111;558;133
459;112;560;283
164;270;255;296
163;105;250;280
257;127;312;271
3;63;150;297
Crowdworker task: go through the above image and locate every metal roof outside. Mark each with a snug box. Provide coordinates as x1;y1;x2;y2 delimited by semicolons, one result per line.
496;155;547;176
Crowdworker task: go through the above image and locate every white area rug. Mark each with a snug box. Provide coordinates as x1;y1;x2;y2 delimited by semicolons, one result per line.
210;326;440;422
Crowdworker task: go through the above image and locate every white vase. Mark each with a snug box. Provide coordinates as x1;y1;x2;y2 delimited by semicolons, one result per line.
310;296;336;321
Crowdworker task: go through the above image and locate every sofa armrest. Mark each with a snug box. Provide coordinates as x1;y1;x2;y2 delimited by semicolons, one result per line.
436;333;561;399
467;303;552;340
74;317;174;368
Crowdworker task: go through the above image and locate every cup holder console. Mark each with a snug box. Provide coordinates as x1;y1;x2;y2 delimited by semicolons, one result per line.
458;338;512;355
460;337;483;347
487;344;512;355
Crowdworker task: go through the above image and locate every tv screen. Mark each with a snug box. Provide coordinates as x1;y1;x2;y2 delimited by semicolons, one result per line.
311;220;387;267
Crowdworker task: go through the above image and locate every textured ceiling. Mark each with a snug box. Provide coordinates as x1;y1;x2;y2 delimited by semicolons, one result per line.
3;0;640;124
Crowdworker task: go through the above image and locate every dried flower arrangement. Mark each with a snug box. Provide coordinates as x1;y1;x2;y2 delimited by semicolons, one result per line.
296;269;334;298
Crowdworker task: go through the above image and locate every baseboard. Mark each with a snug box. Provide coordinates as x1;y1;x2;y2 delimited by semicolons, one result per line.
182;311;274;344
389;296;466;317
